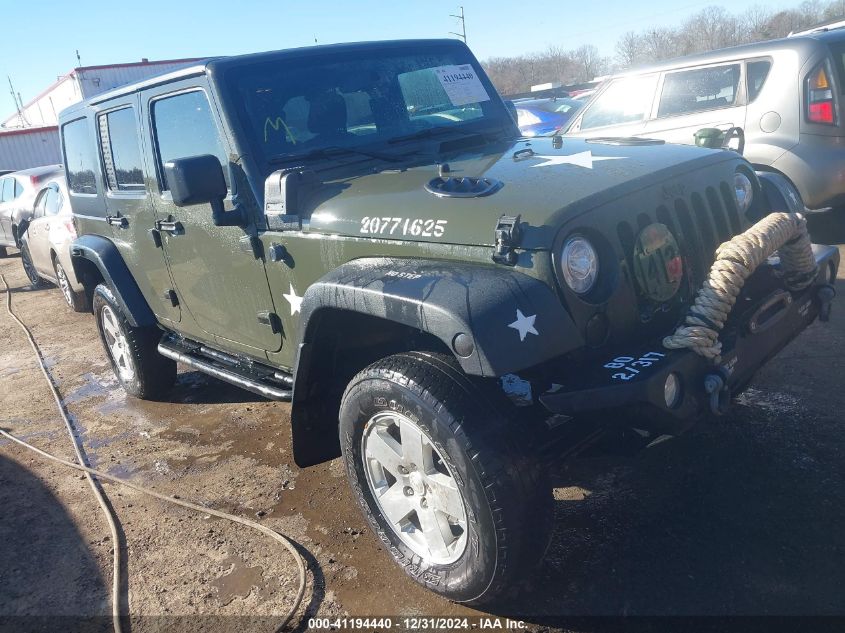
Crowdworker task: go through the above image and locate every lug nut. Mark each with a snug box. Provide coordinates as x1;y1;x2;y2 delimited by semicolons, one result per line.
398;465;409;475
403;486;414;496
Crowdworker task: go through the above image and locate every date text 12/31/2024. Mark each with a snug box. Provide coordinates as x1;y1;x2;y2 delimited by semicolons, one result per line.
307;616;528;629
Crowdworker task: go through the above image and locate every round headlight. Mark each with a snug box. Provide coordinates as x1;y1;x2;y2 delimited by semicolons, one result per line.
561;235;599;294
734;171;753;213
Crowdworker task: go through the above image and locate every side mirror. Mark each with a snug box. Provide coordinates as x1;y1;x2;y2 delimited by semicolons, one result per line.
164;155;244;227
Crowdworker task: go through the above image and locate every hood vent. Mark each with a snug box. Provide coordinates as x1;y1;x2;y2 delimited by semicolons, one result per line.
425;176;503;198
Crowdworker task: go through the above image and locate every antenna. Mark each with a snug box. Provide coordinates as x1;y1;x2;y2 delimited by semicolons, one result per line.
7;76;28;127
75;49;82;67
449;6;467;43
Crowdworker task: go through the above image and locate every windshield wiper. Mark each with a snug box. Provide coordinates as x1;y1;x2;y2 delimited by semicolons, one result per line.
387;127;466;145
268;145;403;165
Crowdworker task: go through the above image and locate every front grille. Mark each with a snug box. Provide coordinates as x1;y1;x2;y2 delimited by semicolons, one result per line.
617;182;748;290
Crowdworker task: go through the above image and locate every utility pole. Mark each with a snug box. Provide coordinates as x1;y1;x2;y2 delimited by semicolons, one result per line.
7;76;28;127
449;6;467;44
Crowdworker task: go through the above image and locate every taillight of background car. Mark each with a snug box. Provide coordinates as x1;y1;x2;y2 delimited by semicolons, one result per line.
806;63;836;125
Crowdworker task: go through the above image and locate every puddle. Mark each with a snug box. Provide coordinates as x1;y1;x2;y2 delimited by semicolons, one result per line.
736;387;802;415
63;372;117;405
210;557;267;606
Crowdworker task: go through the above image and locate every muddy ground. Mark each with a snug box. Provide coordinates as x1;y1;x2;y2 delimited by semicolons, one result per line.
1;211;844;632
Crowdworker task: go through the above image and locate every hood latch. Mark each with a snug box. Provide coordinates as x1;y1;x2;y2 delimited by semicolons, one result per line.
492;214;522;266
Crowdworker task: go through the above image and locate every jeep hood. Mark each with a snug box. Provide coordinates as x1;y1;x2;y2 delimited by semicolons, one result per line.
305;137;735;250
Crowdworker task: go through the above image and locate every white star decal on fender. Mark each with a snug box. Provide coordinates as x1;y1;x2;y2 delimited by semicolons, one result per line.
531;150;625;169
508;309;539;342
283;283;303;315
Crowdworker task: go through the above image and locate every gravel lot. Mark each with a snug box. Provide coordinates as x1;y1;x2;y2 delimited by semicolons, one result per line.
0;211;843;631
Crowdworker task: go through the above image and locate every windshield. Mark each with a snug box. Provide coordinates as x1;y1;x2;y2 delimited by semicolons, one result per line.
223;44;512;170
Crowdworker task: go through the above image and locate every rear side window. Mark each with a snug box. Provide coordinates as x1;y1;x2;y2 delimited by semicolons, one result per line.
0;178;12;202
45;187;62;216
152;90;229;191
62;118;98;195
99;107;145;192
579;75;659;130
747;60;772;102
658;64;741;117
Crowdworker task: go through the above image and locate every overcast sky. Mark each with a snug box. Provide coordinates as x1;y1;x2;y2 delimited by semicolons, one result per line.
0;0;792;122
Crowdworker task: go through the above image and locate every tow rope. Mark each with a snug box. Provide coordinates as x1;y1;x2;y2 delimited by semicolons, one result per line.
663;212;817;362
0;274;307;632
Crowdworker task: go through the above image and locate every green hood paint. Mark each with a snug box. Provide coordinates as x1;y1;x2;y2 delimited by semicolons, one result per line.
305;137;733;250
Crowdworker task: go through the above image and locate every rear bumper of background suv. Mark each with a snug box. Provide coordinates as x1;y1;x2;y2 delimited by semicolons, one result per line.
539;244;839;426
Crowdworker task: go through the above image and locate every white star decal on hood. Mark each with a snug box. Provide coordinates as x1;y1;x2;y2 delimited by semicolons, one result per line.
531;150;625;169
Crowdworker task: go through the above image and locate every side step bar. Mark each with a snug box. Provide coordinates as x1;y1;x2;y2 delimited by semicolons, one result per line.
158;337;292;401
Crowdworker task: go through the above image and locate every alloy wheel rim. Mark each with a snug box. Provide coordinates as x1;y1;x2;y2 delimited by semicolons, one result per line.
361;410;468;565
100;305;135;381
56;264;73;306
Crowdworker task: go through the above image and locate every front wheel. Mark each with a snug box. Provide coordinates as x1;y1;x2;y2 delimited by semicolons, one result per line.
339;352;552;605
92;283;176;399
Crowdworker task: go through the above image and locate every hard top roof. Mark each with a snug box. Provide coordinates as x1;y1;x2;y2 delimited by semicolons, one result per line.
60;39;467;119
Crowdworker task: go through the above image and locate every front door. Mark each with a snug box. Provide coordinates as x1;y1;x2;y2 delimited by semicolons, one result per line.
143;81;281;353
29;184;60;274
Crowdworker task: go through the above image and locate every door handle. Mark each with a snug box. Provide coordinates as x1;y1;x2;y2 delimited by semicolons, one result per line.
106;215;128;228
155;219;184;235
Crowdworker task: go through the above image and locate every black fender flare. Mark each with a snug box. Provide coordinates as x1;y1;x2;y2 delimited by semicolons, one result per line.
294;257;583;380
288;257;583;466
756;170;806;216
70;234;155;328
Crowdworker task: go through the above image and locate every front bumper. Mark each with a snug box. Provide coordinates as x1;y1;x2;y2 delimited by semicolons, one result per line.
539;244;839;425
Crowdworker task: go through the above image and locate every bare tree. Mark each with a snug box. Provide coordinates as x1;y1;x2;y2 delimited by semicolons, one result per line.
572;44;608;82
481;0;845;96
616;31;642;67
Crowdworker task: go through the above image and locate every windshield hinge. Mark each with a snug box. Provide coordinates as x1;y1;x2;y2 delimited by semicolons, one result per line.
264;168;321;231
492;214;522;266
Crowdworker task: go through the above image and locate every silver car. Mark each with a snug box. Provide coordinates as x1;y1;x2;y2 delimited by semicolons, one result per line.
564;29;845;210
19;176;88;312
0;164;63;255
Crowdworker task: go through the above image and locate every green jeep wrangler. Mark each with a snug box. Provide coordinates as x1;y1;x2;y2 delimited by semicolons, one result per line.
59;39;838;604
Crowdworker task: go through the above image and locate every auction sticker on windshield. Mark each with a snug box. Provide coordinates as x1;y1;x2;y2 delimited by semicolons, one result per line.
434;64;490;106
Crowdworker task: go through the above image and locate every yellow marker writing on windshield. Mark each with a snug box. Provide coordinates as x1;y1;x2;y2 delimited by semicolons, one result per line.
264;117;297;144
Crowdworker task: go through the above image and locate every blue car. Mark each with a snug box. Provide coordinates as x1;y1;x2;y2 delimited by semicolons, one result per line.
515;97;583;137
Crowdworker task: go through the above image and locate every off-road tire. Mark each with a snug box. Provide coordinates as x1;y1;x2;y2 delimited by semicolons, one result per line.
339;351;553;605
20;244;47;289
54;259;89;313
92;283;176;399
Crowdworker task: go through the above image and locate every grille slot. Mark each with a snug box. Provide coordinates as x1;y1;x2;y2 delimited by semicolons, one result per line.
615;181;746;292
719;182;743;234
